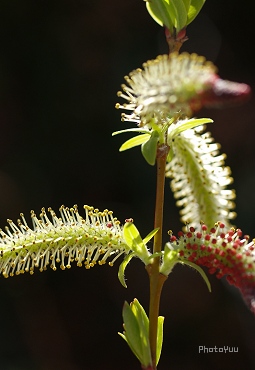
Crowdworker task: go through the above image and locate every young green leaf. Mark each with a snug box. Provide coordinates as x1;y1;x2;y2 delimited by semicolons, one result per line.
123;222;143;249
168;118;213;139
156;316;164;365
182;0;191;12
166;146;174;163
120;300;152;368
145;0;206;32
141;130;159;165
187;0;206;25
123;222;151;265
118;252;135;288
143;227;159;245
131;299;151;366
122;301;144;361
148;252;164;260
180;260;212;292
159;246;179;276
145;0;175;32
171;0;188;31
112;128;151;136
119;134;150;152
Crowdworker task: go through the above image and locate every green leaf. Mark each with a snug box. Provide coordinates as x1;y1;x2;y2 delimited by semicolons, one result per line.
131;299;151;366
112;128;151;136
187;0;206;25
148;251;164;260
146;0;175;32
122;301;144;361
182;0;191;12
120;300;152;368
143;227;159;245
150;120;162;134
156;316;164;365
159;246;179;276
123;222;150;264
171;0;188;31
141;130;159;166
119;134;150;152
131;299;149;329
118;252;135;288
169;118;213;139
166;146;174;163
123;222;143;249
145;0;206;31
146;0;193;32
180;260;211;292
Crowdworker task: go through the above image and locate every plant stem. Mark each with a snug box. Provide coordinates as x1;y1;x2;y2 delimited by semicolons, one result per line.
165;27;187;54
146;144;169;370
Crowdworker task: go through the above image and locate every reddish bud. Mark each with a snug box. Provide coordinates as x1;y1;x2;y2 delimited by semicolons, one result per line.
201;77;251;109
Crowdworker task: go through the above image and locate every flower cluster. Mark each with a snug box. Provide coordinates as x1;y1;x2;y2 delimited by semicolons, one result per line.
116;52;250;129
168;223;255;313
0;205;130;278
116;53;217;127
166;126;236;229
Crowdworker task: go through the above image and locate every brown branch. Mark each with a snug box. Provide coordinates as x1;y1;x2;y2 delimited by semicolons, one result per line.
146;144;169;369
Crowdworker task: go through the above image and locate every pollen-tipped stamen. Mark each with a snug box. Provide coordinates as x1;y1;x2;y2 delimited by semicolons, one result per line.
0;206;130;278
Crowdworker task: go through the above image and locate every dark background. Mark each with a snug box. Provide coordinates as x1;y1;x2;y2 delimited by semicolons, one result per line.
0;1;255;369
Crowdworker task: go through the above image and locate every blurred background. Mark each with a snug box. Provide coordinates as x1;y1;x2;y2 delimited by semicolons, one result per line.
0;0;255;369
